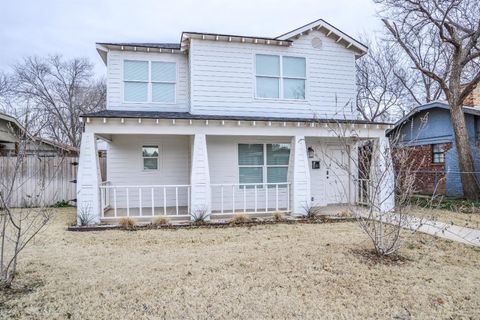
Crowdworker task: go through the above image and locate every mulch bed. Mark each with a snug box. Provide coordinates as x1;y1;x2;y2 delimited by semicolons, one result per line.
67;216;356;232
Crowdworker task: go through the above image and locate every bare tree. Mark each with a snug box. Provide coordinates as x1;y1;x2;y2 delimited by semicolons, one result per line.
375;0;480;199
319;122;421;255
0;115;53;288
11;55;106;148
356;36;409;121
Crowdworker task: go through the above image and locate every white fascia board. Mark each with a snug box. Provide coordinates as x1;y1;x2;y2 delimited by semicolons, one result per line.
84;118;388;138
96;44;108;65
276;19;368;56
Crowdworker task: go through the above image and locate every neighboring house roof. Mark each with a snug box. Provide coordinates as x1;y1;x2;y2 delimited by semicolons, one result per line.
387;101;480;135
82;110;391;125
96;18;367;64
0;111;78;153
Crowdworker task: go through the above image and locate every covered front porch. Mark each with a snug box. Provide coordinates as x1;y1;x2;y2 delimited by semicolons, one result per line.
76;115;393;224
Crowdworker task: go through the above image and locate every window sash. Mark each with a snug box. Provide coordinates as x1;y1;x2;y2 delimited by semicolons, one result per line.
432;144;445;163
142;146;159;170
238;143;290;186
123;60;176;103
255;54;306;100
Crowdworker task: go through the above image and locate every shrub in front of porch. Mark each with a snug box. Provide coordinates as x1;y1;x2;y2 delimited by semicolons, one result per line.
118;217;136;230
152;217;170;226
230;214;252;224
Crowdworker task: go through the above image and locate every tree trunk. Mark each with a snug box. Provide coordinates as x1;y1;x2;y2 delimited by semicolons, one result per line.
449;103;480;200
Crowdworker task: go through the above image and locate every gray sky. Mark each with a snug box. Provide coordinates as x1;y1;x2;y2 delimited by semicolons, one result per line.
0;0;382;76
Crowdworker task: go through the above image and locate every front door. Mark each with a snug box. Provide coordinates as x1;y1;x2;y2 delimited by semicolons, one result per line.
323;146;349;204
309;142;349;206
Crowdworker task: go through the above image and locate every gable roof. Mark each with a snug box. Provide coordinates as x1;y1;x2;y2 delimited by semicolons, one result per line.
0;112;78;153
388;101;480;135
96;18;367;64
276;19;367;56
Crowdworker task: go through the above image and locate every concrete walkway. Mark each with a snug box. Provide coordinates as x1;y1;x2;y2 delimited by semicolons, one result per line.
399;214;480;247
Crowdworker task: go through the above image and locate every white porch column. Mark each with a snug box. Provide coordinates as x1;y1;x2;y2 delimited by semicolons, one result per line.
289;136;311;216
190;134;211;219
76;132;101;224
371;136;395;213
349;142;359;205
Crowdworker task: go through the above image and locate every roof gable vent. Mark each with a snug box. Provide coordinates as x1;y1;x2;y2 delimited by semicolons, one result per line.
311;37;323;49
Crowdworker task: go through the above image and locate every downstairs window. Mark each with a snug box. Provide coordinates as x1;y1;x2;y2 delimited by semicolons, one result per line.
238;143;290;186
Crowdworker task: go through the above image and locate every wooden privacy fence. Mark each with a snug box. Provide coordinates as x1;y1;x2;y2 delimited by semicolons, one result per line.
0;156;107;208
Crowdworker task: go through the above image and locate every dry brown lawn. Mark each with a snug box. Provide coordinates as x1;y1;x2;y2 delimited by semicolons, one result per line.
1;208;480;319
409;206;480;229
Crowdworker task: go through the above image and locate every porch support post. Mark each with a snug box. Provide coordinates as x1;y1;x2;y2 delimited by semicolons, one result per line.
190;133;211;220
76;132;101;224
371;136;395;213
349;142;359;205
289;136;311;216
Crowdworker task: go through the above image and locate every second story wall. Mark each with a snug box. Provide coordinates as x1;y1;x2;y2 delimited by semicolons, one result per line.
106;50;189;112
189;30;357;119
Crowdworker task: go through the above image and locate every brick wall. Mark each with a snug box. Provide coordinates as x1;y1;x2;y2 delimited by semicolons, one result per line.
393;143;452;195
464;84;480;107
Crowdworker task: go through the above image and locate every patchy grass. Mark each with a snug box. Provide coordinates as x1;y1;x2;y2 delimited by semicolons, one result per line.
1;208;479;319
409;206;480;229
413;197;480;214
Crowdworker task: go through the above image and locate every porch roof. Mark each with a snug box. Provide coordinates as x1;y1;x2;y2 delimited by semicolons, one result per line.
81;110;391;125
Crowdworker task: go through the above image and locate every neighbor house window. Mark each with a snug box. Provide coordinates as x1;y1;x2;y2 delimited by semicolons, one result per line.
124;60;176;103
255;54;306;100
432;144;445;163
142;146;159;170
238;143;290;186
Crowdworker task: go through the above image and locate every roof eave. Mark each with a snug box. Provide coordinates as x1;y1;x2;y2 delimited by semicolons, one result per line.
276;19;368;57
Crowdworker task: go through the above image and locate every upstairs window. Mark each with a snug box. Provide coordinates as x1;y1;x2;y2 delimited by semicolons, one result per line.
142;146;159;170
432;144;445;164
255;55;306;100
124;60;176;103
124;61;148;102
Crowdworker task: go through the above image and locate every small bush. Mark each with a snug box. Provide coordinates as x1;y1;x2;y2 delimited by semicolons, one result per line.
53;200;71;208
230;214;251;224
152;217;170;226
190;206;210;224
303;202;321;220
272;211;285;221
77;204;94;226
118;217;136;230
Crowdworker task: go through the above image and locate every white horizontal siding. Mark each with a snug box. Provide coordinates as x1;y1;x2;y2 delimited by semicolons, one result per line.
106;51;189;112
106;135;190;207
190;31;357;119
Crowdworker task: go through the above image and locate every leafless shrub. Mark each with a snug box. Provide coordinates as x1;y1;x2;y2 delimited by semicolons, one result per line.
152;217;170;226
76;203;94;226
0;118;53;289
302;202;322;220
272;211;285;221
320;118;430;256
190;206;210;224
118;217;136;230
230;214;251;224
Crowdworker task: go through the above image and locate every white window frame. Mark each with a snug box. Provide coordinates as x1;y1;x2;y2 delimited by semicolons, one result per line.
254;54;306;101
238;143;290;186
123;59;177;104
142;145;159;171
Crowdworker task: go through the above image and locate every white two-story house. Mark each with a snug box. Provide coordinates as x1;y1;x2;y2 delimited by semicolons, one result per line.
77;19;394;224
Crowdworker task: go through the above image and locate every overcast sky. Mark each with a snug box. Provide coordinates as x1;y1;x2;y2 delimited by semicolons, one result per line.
0;0;382;76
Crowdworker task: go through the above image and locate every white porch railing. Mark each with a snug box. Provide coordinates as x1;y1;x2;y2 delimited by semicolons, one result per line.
210;183;291;215
99;182;191;219
357;179;370;206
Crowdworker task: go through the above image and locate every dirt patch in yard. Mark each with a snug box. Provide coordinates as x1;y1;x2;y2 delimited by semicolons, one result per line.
1;208;479;319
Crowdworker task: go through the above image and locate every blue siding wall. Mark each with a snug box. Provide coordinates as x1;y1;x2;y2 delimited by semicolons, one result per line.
393;105;480;197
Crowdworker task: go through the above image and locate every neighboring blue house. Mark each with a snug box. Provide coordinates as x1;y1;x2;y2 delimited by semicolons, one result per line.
388;101;480;197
